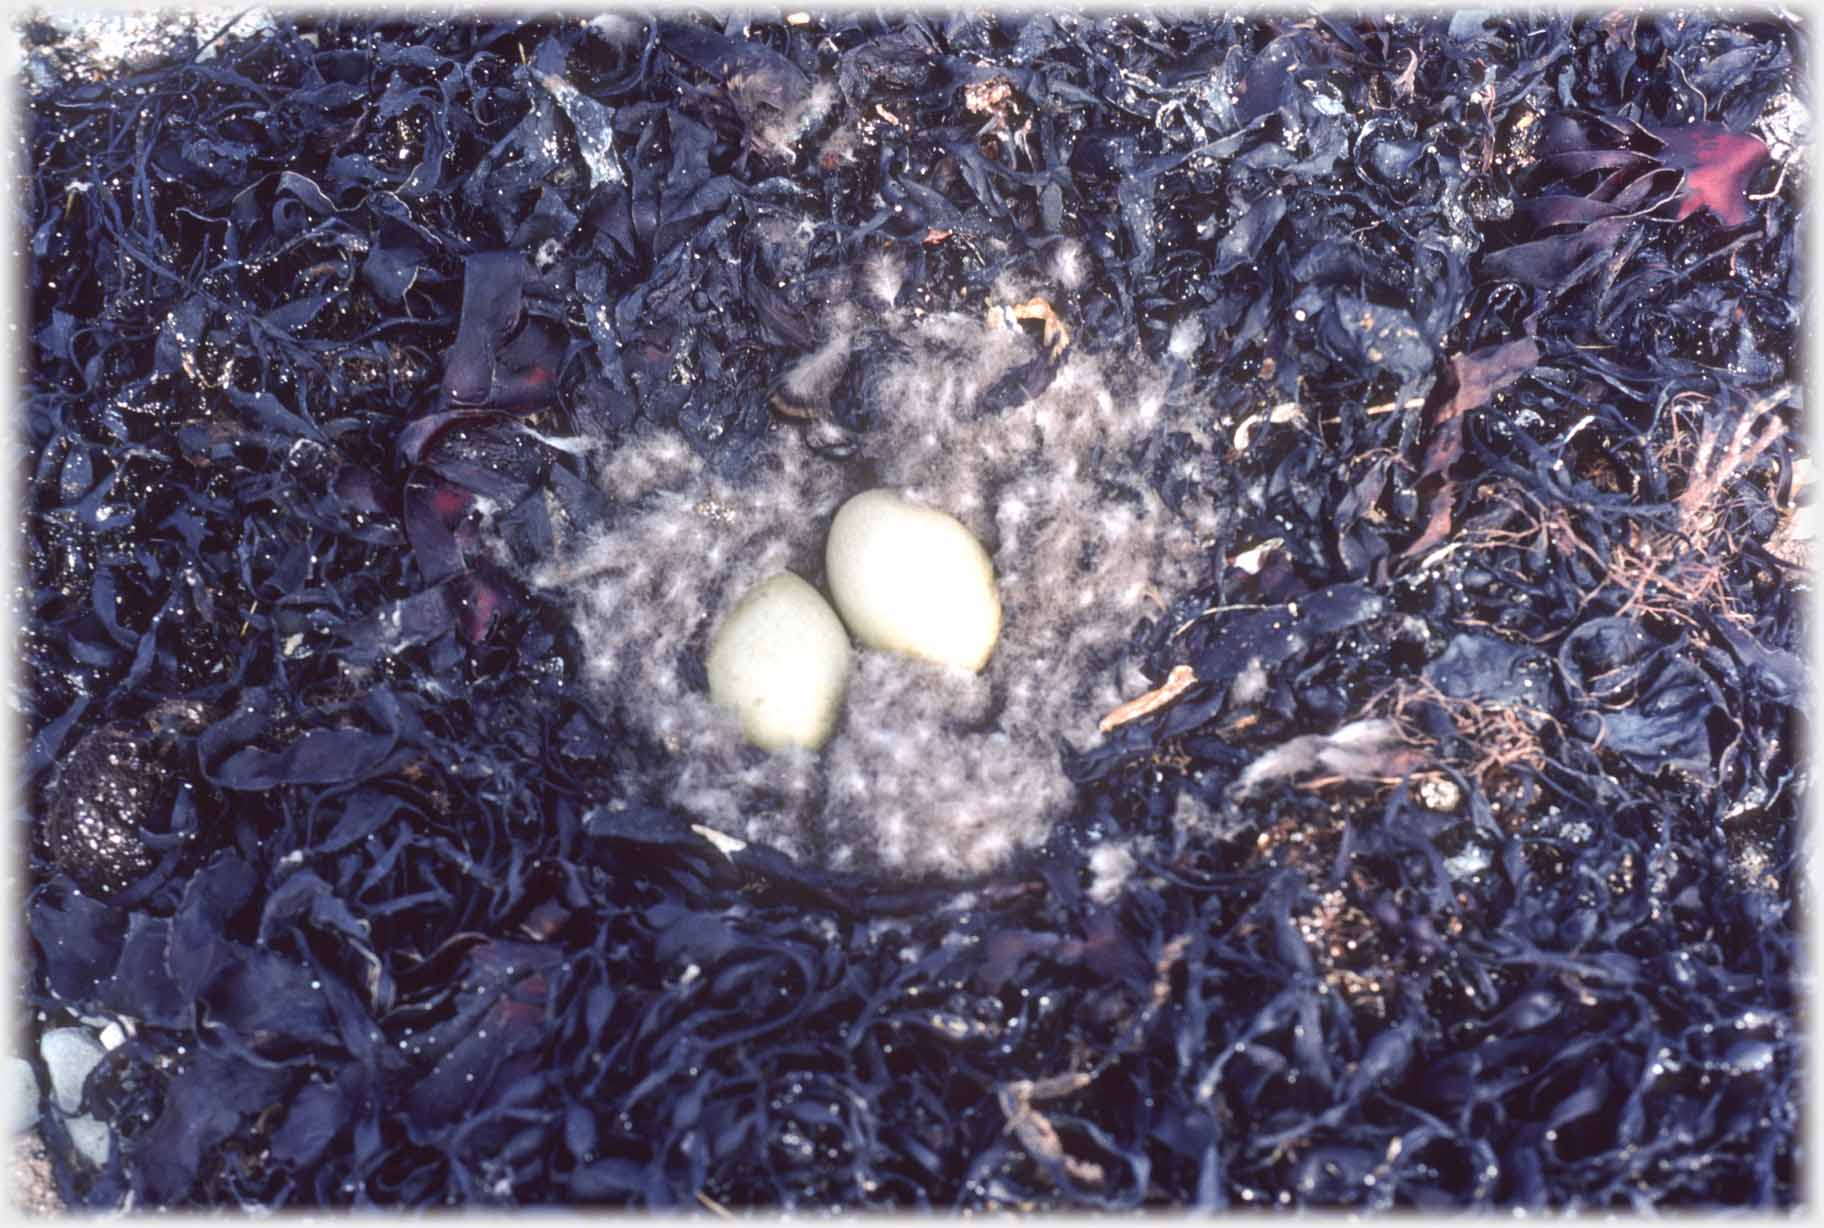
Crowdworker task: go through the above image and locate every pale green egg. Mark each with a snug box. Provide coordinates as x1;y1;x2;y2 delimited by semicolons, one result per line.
825;488;1001;672
706;572;853;751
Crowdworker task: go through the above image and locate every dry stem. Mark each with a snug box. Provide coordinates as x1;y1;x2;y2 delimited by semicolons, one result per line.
1458;391;1790;629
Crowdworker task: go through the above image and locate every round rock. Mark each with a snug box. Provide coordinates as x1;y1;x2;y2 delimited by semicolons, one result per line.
5;1057;40;1133
706;572;853;751
825;489;1001;672
40;1028;103;1116
65;1114;113;1168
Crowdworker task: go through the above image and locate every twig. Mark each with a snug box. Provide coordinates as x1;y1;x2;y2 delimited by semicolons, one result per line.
1099;665;1198;733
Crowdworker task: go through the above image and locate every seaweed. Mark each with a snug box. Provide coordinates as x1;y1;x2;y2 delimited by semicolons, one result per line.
20;9;1802;1212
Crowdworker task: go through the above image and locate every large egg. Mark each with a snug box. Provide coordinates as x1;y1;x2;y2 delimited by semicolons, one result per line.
825;489;1001;672
706;572;853;751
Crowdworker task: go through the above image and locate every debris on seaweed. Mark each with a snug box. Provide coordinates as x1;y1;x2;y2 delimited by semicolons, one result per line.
21;10;1802;1211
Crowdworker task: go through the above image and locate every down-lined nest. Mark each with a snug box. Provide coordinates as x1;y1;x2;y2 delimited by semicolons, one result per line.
530;303;1227;878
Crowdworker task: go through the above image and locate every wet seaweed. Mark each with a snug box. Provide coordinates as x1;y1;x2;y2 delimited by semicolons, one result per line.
21;9;1802;1211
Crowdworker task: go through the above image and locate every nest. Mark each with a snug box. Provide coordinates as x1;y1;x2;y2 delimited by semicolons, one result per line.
21;10;1802;1211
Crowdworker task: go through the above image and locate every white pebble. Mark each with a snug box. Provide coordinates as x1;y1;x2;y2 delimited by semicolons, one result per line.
825;489;1001;672
4;1057;40;1134
40;1028;104;1116
65;1113;113;1167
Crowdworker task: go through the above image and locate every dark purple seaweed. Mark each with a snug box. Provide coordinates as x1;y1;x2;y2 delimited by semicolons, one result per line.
21;9;1801;1213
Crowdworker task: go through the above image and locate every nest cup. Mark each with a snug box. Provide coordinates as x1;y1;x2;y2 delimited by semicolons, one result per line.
531;301;1228;880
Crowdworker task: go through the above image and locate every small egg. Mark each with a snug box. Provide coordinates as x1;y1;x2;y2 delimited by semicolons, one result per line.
825;489;1001;672
706;572;852;751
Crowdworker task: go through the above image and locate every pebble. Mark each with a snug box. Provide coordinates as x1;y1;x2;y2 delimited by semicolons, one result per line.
64;1113;113;1168
40;1028;103;1116
825;489;1001;672
5;1057;41;1133
707;572;853;750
